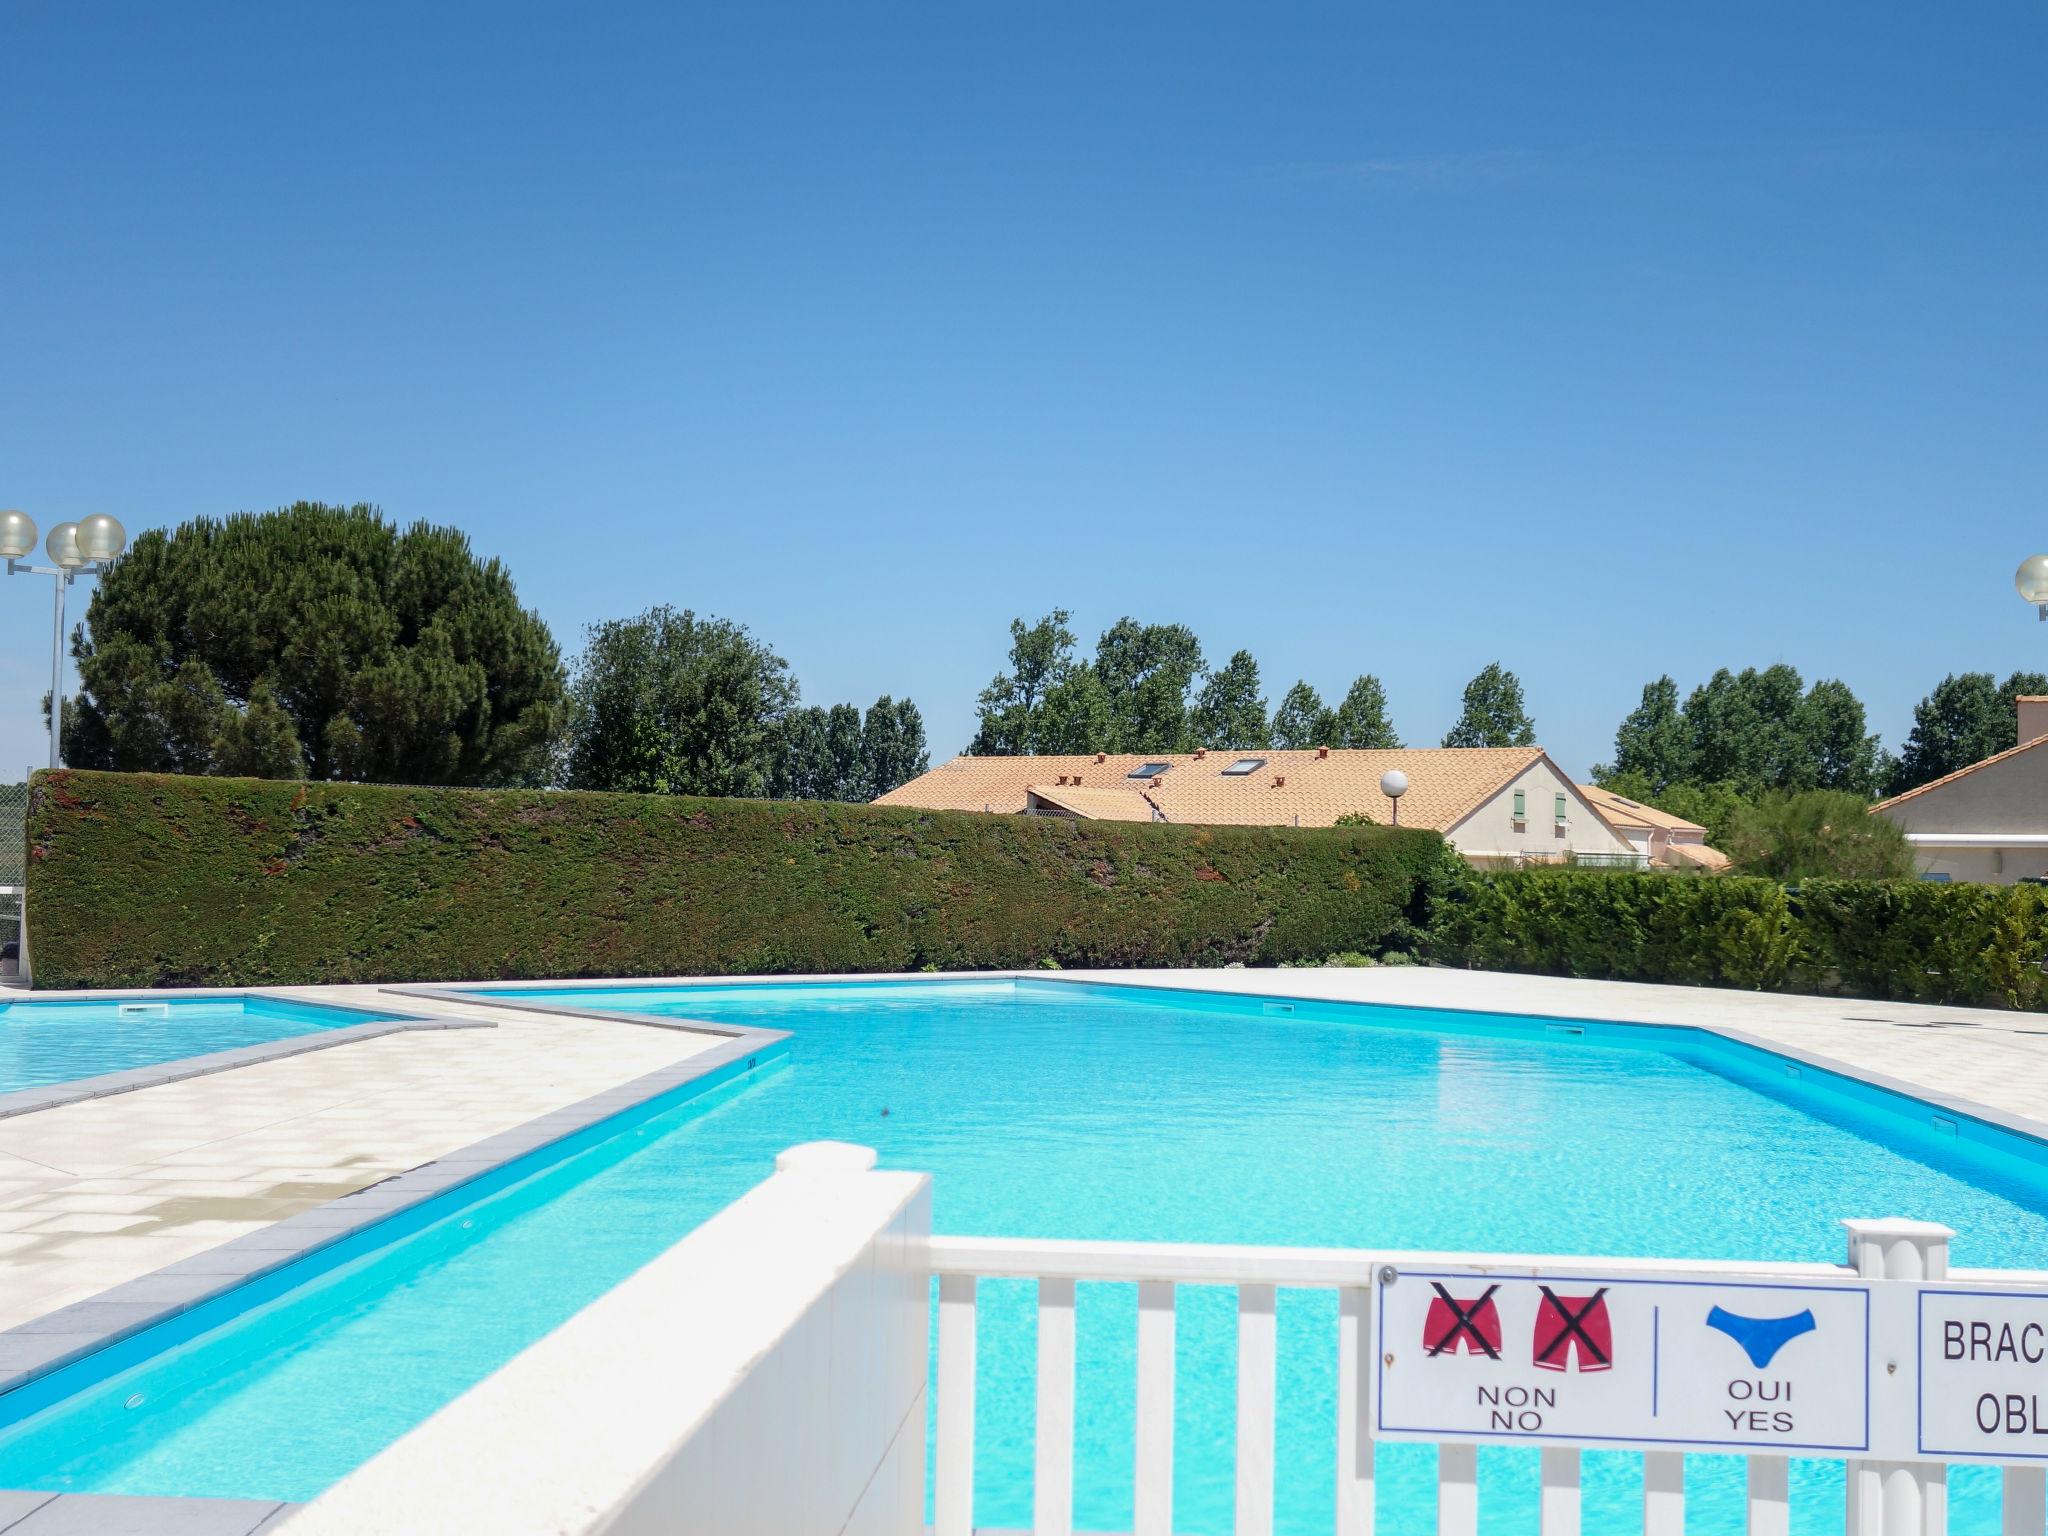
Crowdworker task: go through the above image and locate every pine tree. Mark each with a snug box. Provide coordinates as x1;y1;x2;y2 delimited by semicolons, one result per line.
65;502;564;785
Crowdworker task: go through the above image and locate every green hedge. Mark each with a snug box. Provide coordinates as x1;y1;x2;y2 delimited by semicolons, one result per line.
24;770;1456;988
1436;868;2048;1009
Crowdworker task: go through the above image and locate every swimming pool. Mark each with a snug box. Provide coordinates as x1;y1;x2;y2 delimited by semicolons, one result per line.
0;993;407;1099
1;978;2044;1534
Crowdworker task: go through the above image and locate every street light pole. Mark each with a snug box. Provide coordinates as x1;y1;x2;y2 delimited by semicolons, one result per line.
1;512;129;769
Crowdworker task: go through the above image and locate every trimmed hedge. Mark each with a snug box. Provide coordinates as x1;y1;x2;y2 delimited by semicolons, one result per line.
1436;868;2048;1010
23;770;1456;988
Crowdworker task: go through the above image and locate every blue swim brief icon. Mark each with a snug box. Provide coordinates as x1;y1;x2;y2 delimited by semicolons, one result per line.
1706;1305;1817;1368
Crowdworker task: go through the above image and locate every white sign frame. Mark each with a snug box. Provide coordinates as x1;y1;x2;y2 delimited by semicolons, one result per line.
1916;1285;2048;1461
1374;1266;1873;1456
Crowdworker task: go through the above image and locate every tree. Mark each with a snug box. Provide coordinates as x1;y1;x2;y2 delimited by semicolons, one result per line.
63;502;564;784
1724;790;1916;881
214;680;309;779
1681;665;1809;796
1271;681;1336;749
969;610;1083;755
1597;676;1691;793
860;696;929;796
1441;663;1535;748
1038;664;1115;754
1331;674;1401;749
1093;618;1204;752
1890;671;2048;794
1191;650;1269;749
1797;678;1883;796
563;606;796;797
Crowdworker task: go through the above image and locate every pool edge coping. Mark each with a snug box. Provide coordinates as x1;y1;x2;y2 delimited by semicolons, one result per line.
405;968;2048;1159
0;992;479;1123
0;1011;787;1394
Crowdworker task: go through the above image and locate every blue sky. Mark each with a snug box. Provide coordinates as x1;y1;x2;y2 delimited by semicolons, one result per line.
3;3;2045;779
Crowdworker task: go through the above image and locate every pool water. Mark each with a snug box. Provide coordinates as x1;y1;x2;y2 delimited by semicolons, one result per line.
0;979;2044;1534
0;995;395;1095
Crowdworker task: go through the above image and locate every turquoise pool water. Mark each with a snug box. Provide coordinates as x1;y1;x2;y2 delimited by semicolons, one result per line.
0;979;2043;1534
0;995;395;1095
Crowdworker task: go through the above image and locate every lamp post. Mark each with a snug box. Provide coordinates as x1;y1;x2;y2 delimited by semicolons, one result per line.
1;512;127;768
2020;556;2048;621
1380;768;1409;826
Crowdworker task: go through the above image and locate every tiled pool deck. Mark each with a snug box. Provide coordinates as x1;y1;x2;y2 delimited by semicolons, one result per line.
4;966;2048;1532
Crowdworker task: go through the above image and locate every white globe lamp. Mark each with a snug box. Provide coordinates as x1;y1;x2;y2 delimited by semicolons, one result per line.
44;522;85;571
2019;555;2048;620
0;511;36;562
75;514;126;564
1380;768;1410;825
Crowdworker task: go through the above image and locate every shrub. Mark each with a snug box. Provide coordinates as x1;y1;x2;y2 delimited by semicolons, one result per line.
24;770;1452;989
1724;789;1915;881
1437;869;2048;1008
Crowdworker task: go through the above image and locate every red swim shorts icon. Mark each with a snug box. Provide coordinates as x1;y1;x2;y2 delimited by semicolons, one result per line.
1424;1283;1503;1359
1532;1286;1612;1372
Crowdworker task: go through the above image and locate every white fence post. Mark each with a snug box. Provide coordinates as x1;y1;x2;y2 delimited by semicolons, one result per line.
1845;1218;1954;1536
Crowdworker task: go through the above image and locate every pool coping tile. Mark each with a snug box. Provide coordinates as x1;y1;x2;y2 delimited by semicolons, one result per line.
0;1020;784;1400
0;1492;294;1533
0;994;489;1123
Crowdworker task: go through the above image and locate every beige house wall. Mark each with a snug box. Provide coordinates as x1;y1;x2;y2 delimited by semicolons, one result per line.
1445;759;1638;864
1877;744;2048;837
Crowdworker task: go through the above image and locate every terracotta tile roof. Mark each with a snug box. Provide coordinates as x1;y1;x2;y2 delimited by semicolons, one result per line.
875;747;1550;832
1868;731;2048;814
1663;841;1732;871
1024;783;1161;821
1575;782;1707;835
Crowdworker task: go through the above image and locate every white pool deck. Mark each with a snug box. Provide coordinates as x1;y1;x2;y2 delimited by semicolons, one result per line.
4;965;2048;1338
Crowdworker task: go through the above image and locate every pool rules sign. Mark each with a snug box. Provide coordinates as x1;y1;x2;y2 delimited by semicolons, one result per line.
1918;1287;2048;1458
1374;1267;1872;1454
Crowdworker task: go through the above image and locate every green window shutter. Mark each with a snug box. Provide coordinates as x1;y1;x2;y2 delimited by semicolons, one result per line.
1554;793;1568;822
1512;789;1525;819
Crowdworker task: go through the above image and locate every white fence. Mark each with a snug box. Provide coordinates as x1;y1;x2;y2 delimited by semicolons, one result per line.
929;1220;2048;1536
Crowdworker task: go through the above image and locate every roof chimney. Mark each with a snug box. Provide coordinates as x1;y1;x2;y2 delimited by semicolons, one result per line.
1316;745;1329;759
1095;753;1107;764
2022;696;2048;745
1194;748;1207;760
1272;775;1286;788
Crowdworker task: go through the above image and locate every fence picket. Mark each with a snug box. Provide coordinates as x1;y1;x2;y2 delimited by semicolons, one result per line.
1336;1286;1374;1535
1236;1283;1277;1536
1643;1451;1685;1535
2005;1466;2045;1536
1540;1446;1580;1535
1134;1280;1174;1536
1746;1454;1789;1536
1034;1276;1076;1536
935;1272;976;1536
1438;1442;1479;1536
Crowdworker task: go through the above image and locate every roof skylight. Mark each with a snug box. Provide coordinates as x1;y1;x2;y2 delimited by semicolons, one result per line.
1127;761;1172;779
1221;757;1266;776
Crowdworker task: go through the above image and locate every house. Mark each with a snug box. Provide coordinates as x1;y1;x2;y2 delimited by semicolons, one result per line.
873;746;1645;867
1575;782;1732;872
1869;696;2048;884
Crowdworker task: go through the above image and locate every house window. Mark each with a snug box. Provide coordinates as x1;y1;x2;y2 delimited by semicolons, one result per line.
1554;793;1568;824
1511;789;1526;827
1222;757;1266;776
1127;762;1172;780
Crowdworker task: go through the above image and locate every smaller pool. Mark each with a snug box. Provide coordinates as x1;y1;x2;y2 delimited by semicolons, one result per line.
0;995;402;1097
